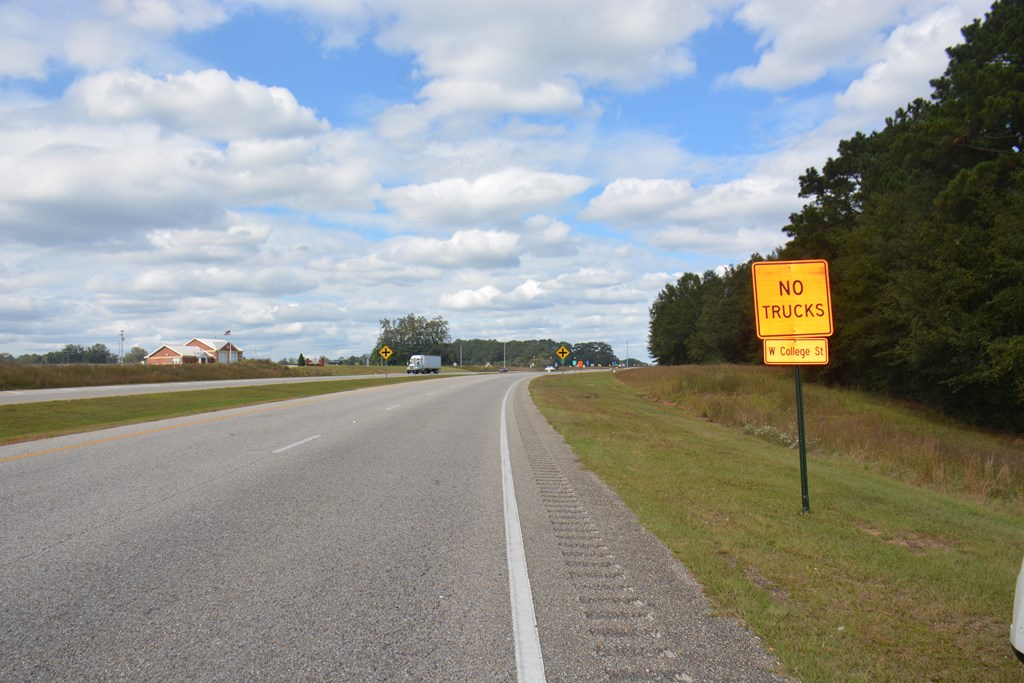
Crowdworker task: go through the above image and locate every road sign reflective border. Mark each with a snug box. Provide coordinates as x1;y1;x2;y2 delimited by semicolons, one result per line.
752;259;834;339
763;338;829;365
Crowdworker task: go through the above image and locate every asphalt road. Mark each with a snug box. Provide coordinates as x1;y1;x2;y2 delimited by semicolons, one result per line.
0;374;787;681
0;373;418;405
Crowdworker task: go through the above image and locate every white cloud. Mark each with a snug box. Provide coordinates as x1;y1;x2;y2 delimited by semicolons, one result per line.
582;178;696;224
146;222;272;262
724;0;897;90
440;285;502;310
440;278;550;311
521;215;579;257
384;168;593;227
828;6;976;134
101;0;228;32
722;0;993;91
0;0;223;79
377;0;715;86
0;5;52;79
651;225;781;256
547;267;632;290
390;229;521;268
66;69;328;140
583;174;797;228
369;0;720;136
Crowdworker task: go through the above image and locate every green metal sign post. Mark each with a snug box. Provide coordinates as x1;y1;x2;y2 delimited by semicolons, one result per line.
794;366;810;512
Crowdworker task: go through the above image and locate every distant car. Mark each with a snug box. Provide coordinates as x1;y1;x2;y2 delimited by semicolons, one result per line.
545;366;555;372
1013;555;1024;662
499;367;508;373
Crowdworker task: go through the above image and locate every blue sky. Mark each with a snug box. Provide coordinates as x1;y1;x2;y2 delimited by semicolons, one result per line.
0;0;995;363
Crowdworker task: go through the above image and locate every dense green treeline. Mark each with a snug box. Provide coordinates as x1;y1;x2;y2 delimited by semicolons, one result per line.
369;313;626;367
448;339;620;367
0;343;148;365
649;0;1024;431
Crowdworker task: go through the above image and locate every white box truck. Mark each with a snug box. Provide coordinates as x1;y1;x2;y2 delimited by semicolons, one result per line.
407;354;442;374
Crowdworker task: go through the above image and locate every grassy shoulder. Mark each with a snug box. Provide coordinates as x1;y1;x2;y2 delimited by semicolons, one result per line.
530;366;1024;682
0;375;435;445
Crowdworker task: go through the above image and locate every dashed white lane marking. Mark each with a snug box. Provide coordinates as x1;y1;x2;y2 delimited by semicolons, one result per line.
272;434;322;454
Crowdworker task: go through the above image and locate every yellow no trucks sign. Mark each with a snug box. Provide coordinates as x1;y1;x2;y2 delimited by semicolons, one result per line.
752;260;834;339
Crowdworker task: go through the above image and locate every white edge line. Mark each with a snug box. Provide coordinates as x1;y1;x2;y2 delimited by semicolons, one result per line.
501;379;546;683
272;434;321;454
385;404;401;411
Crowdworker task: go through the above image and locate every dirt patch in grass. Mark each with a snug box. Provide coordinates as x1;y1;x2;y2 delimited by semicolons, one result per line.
854;523;954;555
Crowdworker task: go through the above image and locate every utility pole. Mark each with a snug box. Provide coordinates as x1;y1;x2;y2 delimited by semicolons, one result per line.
119;329;125;364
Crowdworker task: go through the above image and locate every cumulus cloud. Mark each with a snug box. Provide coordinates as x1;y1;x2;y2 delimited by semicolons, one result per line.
66;69;328;140
374;0;710;88
119;265;318;296
522;215;579;257
390;229;521;268
581;173;799;258
369;0;717;136
581;178;696;224
721;0;992;91
0;0;225;79
828;6;975;134
547;267;632;289
583;175;797;230
104;0;228;32
440;278;550;311
440;284;502;310
146;222;272;262
384;168;593;227
0;90;376;248
321;228;522;289
0;125;225;246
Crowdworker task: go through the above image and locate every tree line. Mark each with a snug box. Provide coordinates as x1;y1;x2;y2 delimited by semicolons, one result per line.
649;0;1023;431
0;344;148;365
371;313;629;367
0;322;641;370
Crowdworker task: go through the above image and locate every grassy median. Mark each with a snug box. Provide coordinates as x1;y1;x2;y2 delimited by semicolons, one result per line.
531;366;1024;682
0;376;429;445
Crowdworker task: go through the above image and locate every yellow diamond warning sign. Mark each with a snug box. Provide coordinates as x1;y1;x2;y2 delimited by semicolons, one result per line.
752;260;833;339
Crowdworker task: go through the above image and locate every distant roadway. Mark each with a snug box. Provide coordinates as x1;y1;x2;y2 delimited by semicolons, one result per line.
0;373;786;681
0;374;419;405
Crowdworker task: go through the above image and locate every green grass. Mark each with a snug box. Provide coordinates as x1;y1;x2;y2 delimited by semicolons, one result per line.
615;365;1024;509
531;367;1024;682
0;360;397;391
0;375;432;445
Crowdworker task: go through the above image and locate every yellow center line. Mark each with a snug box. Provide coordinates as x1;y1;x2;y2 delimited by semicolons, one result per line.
0;388;379;465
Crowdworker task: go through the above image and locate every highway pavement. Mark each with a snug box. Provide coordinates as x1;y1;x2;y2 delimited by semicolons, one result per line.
0;373;787;681
0;373;418;405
